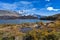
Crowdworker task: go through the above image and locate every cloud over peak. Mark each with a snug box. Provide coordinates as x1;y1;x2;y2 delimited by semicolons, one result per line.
47;7;60;11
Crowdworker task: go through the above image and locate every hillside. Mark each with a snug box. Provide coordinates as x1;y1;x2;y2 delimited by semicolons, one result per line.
0;10;38;19
0;10;20;17
40;13;60;20
0;10;21;19
18;15;38;19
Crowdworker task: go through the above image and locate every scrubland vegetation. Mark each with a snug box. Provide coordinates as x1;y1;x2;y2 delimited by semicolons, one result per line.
0;20;60;40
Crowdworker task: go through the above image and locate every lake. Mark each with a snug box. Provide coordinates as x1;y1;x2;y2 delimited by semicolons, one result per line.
0;19;51;24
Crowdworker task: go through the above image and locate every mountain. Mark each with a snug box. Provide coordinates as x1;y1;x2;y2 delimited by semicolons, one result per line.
52;13;60;17
0;10;21;19
18;15;38;19
0;10;39;19
20;13;41;19
40;13;60;20
0;10;20;17
32;14;41;19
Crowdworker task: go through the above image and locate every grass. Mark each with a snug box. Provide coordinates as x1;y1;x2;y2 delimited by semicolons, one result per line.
0;20;60;40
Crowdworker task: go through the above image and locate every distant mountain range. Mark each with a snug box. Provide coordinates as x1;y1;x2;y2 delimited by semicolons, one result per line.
40;13;60;20
0;10;21;19
0;10;60;20
0;10;39;19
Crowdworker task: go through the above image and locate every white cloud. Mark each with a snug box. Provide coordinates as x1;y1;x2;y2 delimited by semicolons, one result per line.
20;1;31;5
32;8;36;10
0;2;17;10
0;1;33;11
18;8;37;14
47;7;53;11
45;0;50;2
47;7;60;11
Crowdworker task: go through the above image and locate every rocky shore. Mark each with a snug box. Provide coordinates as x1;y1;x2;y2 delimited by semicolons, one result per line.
0;20;60;40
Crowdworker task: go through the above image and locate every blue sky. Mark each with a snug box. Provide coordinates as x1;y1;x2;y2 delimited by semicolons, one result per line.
0;0;60;16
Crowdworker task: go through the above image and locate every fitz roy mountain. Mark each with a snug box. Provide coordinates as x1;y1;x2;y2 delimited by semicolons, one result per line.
0;10;40;19
0;10;60;20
